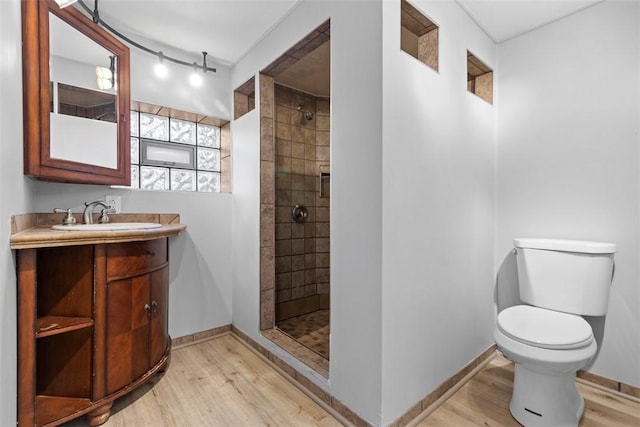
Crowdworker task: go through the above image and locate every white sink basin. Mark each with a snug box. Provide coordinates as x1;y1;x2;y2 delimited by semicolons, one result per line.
52;222;162;231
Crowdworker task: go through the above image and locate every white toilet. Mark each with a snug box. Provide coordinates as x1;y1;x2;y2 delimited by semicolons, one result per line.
494;238;616;427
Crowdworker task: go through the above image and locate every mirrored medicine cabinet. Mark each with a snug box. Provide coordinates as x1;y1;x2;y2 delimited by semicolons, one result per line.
22;0;131;185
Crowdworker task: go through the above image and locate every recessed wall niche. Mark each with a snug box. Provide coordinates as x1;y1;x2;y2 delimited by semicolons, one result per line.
400;0;439;71
234;77;255;119
467;51;493;104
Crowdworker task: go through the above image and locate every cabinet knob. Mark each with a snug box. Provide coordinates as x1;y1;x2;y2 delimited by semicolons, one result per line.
144;303;151;317
151;300;158;316
146;250;156;256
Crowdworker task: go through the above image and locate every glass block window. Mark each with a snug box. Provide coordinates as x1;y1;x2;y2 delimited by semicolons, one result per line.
197;124;220;148
140;113;168;140
170;119;196;144
130;165;139;189
130;111;139;137
141;166;170;190
197;147;220;171
197;171;220;192
130;137;139;164
171;169;197;192
130;110;221;192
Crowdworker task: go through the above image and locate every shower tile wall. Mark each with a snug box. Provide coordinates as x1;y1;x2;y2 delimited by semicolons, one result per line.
259;74;276;330
274;84;330;321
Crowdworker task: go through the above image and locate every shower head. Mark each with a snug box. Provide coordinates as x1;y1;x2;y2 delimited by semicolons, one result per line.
297;105;314;121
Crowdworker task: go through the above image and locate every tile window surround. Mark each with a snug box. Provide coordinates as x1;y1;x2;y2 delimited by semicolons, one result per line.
400;0;439;72
234;77;256;120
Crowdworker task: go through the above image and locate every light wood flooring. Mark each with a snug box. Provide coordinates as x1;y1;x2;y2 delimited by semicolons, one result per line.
418;355;640;426
62;334;341;427
62;336;640;427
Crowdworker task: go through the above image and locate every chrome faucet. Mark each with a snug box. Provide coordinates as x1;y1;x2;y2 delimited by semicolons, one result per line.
83;201;112;224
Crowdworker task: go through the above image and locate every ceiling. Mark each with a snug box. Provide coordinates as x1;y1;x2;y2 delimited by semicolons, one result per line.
456;0;602;43
71;0;602;98
85;0;301;67
82;0;603;69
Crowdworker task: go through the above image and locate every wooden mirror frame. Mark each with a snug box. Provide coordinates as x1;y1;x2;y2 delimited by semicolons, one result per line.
22;0;130;185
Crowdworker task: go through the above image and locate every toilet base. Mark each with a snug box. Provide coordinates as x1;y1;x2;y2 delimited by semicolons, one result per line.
510;363;584;427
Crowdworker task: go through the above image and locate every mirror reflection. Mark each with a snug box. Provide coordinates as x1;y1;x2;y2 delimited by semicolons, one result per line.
49;12;118;169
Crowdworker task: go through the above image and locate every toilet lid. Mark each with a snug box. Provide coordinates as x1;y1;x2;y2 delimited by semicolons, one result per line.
497;305;593;350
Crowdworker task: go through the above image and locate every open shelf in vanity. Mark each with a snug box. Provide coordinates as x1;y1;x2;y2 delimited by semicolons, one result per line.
29;245;95;425
11;213;186;426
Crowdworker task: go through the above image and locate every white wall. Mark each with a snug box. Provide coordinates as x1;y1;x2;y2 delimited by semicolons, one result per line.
496;0;640;387
32;43;235;340
231;108;260;336
129;47;231;119
231;1;384;424
0;0;36;424
381;0;497;423
32;185;232;339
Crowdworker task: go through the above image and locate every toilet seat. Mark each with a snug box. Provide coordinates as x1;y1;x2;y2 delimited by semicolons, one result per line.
497;305;593;350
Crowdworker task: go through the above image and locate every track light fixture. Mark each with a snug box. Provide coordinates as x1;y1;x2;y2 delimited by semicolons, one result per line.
201;51;209;73
77;0;216;79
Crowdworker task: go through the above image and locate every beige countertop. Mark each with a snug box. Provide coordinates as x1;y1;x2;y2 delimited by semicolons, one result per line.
10;213;187;249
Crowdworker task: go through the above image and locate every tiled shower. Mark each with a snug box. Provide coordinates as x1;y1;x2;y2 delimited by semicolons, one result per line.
257;20;331;364
273;85;330;358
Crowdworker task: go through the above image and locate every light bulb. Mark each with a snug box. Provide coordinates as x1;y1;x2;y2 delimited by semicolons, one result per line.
154;62;168;78
95;65;113;90
97;78;113;90
95;65;112;80
154;52;168;79
189;71;203;87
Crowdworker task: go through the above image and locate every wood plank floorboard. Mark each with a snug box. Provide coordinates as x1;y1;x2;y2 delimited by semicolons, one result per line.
62;334;341;427
418;355;640;427
59;340;640;427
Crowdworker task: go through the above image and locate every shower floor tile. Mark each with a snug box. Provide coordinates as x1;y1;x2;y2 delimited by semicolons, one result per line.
277;309;330;359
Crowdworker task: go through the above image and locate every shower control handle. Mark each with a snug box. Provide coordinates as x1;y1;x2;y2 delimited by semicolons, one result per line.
292;204;309;224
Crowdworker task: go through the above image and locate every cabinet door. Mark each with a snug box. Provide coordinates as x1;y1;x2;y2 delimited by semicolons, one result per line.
105;275;151;395
149;266;169;366
103;239;169;397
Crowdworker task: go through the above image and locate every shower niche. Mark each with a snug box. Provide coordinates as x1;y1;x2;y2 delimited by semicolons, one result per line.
257;20;331;373
320;171;330;198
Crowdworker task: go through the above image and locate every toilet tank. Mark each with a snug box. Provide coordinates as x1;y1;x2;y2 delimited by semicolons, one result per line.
514;238;616;316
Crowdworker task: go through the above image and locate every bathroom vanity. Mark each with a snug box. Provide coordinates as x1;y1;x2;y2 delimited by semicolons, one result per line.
10;214;186;426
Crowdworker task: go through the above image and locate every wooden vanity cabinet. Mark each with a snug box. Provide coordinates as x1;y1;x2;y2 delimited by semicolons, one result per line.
103;239;169;395
17;238;171;426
